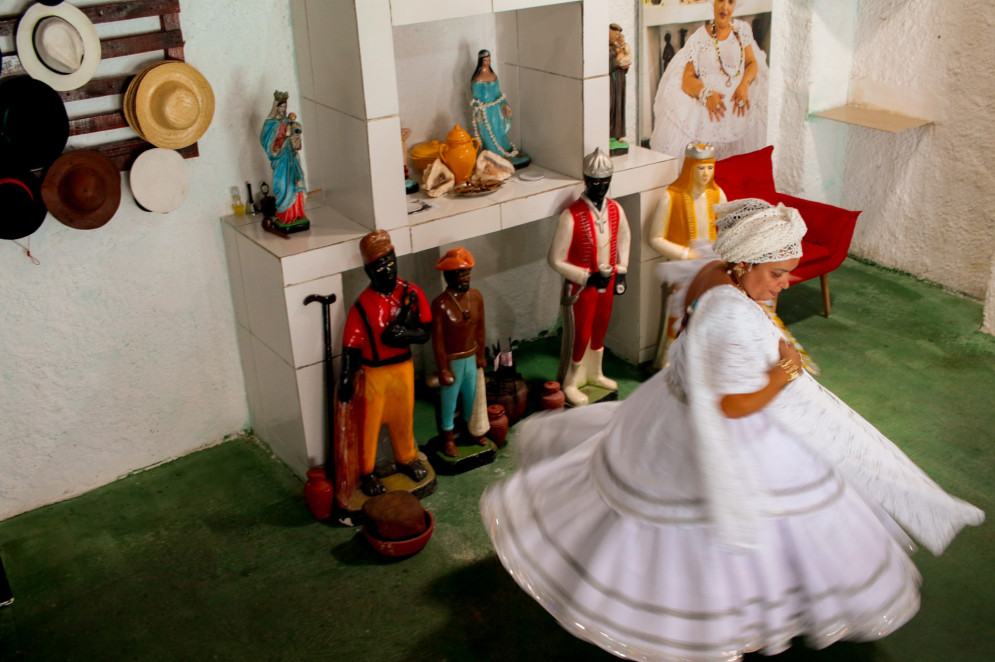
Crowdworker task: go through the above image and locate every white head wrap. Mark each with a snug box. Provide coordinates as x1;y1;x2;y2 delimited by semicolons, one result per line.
712;198;807;264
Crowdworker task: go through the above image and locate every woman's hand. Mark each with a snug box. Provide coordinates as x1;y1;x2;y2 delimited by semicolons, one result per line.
720;340;803;418
706;91;726;122
501;103;512;120
730;83;750;116
778;339;802;375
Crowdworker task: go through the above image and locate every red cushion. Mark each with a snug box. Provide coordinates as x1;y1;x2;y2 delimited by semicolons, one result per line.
714;145;778;203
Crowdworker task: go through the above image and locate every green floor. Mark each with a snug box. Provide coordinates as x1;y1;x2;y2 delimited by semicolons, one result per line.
1;259;993;661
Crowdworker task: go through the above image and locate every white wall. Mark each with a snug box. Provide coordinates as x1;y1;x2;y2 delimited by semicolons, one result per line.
767;0;995;306
0;0;303;519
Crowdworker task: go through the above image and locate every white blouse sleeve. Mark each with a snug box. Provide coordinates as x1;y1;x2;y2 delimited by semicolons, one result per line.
735;18;755;49
692;286;777;396
681;286;777;552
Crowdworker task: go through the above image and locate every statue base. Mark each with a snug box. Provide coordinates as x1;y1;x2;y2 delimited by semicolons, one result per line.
275;216;310;233
405;178;419;194
566;384;619;408
262;216;310;239
609;138;629;156
424;433;497;475
509;152;532;170
332;451;438;526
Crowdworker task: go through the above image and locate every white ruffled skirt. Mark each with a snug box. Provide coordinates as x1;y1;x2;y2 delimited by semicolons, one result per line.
481;369;922;662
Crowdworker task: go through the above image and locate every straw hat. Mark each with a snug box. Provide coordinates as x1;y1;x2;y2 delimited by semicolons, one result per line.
42;150;121;230
130;148;189;213
133;61;215;149
0;76;69;171
123;60;169;142
0;166;46;240
15;1;101;92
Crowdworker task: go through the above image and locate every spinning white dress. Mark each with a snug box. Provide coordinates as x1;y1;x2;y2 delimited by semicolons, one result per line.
481;285;983;662
650;20;769;166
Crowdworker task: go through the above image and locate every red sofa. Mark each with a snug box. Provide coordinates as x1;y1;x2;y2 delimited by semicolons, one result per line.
713;146;860;316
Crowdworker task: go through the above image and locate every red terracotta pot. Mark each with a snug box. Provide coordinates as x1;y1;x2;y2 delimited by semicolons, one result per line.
487;404;509;448
303;466;334;520
540;381;566;410
363;511;435;557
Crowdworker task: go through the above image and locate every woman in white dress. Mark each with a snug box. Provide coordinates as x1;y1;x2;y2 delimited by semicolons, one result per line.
480;198;983;662
650;0;769;167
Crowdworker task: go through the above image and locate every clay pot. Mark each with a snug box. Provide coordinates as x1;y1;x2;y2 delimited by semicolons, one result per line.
303;466;334;520
487;404;509;448
439;125;480;186
540;381;566;410
363;511;434;557
486;371;529;423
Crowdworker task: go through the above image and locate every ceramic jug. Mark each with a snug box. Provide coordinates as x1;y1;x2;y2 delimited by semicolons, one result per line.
303;466;334;520
487;404;509;448
439;125;479;186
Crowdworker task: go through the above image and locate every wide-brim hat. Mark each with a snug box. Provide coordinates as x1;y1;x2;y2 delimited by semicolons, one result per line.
123;60;169;142
0;166;47;240
15;1;102;92
133;61;215;149
0;76;69;171
42;150;121;230
130;148;189;213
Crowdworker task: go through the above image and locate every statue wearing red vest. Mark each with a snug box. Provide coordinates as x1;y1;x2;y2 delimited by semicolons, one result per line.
548;148;631;406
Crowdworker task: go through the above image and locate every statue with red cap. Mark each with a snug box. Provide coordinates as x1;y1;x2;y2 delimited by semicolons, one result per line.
337;230;433;499
431;247;489;458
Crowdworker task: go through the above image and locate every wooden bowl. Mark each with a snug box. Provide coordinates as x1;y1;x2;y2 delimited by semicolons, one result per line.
363;510;434;557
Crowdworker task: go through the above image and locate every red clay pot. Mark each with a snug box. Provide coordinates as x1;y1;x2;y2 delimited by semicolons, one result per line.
540;381;566;410
487;404;509;448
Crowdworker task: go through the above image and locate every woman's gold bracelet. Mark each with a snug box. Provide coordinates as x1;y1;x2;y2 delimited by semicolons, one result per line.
777;358;800;383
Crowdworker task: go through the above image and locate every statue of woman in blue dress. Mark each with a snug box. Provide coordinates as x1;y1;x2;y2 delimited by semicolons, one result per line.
470;49;530;169
260;90;308;230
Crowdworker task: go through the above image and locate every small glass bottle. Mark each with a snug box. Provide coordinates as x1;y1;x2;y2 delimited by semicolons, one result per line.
230;186;246;216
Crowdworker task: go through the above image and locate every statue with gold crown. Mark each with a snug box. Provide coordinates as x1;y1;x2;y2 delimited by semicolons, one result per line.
648;142;727;368
260;90;309;233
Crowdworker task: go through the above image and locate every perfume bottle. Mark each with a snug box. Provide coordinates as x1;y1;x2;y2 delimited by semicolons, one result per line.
230;186;245;216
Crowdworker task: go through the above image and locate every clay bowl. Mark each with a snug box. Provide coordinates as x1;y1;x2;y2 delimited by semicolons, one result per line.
363;510;434;557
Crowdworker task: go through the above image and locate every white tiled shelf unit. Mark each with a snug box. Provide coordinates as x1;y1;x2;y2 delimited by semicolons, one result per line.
222;0;678;476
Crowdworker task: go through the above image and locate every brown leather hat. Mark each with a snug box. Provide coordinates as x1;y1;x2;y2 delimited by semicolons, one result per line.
360;230;394;264
42;150;121;230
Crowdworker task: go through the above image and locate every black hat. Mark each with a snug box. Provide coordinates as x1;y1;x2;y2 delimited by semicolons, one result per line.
0;166;47;240
0;76;70;171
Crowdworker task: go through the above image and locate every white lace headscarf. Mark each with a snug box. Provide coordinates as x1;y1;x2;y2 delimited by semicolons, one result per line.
712;198;807;264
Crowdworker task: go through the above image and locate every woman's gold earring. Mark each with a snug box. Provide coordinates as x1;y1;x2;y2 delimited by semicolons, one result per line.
732;263;747;279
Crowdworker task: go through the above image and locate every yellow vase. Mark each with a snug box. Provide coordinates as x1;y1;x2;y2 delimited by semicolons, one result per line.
439;125;480;186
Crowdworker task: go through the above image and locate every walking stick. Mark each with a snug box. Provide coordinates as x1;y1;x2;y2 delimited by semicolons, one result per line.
303;293;337;476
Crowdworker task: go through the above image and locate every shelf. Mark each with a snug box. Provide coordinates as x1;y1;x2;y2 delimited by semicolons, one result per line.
812;105;931;133
223;146;673;281
388;0;577;26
